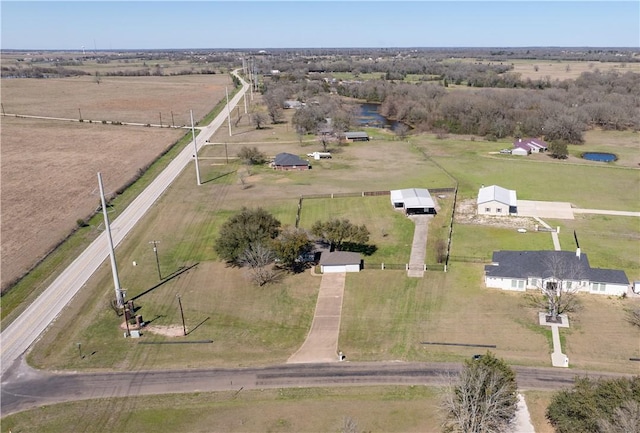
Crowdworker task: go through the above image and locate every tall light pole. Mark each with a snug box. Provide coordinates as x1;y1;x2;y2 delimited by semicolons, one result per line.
98;172;124;308
149;240;161;280
177;294;186;336
190;109;201;186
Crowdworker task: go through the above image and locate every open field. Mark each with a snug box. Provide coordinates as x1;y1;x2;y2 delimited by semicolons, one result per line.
0;74;232;291
508;59;640;81
1;386;444;433
326;60;640;84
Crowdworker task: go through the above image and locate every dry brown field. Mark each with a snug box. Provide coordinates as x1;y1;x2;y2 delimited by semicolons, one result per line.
1;74;232;290
508;59;640;81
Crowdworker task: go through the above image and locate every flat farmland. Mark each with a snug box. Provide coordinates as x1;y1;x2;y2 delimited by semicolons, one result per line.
0;74;232;291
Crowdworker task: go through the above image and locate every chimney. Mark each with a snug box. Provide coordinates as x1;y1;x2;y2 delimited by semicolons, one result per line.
576;247;581;259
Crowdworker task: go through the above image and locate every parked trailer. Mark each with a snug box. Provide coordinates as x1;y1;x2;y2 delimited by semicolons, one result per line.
307;152;332;160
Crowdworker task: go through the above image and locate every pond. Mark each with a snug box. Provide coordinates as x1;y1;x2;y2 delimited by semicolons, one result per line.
582;152;617;162
357;103;406;131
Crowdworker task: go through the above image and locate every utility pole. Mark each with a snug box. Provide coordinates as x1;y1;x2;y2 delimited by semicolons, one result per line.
177;294;186;336
190;109;201;186
97;172;124;308
226;87;232;136
243;92;247;114
149;240;161;280
159;112;163;128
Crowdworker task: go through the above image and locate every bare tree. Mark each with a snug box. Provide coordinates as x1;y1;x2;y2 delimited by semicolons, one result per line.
238;243;276;286
394;123;410;141
597;400;640;433
626;307;640;329
252;112;268;130
526;253;585;323
441;352;518;433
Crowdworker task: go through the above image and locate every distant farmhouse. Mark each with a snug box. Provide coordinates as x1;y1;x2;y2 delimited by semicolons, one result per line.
484;250;630;296
272;153;310;171
477;185;517;216
512;138;548;155
341;131;370;142
390;188;436;215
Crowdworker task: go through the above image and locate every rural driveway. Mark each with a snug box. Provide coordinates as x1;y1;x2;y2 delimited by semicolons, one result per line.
517;200;575;220
407;215;431;277
0;72;249;378
287;272;346;363
572;208;640;217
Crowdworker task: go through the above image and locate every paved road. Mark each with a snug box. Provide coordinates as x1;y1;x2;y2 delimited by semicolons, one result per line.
1;358;632;416
0;73;249;378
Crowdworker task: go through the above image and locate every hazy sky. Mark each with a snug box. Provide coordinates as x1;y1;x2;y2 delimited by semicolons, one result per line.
2;1;639;50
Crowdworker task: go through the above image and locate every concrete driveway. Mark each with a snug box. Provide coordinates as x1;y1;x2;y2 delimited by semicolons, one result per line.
287;272;346;363
517;200;575;219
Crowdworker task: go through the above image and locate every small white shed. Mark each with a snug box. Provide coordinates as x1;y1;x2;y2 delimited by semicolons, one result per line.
319;251;362;273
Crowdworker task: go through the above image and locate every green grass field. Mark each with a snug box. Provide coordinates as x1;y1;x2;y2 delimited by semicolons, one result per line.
1;386;445;433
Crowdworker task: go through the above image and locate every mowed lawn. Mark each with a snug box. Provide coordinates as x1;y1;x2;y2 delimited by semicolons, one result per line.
1;386;444;433
28;115;639;375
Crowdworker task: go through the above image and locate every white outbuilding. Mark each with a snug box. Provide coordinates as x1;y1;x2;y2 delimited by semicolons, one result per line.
319;251;362;273
477;185;517;216
390;188;436;215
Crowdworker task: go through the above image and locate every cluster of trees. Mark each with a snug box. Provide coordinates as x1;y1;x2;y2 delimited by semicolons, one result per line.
213;208;371;285
441;352;640;433
255;50;639;143
546;376;640;433
1;65;91;78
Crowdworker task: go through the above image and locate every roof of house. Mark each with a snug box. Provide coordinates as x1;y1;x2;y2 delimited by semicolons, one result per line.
513;138;548;151
477;185;517;206
319;251;362;266
484;250;629;285
273;153;309;167
390;188;435;209
343;131;369;139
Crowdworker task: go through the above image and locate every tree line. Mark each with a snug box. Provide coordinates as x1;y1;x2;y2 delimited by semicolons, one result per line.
258;66;639;144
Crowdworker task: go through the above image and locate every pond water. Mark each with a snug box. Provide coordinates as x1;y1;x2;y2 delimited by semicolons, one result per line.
357;103;405;131
582;152;617;162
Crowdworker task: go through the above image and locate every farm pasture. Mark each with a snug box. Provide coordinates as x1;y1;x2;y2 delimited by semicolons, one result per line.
0;74;231;291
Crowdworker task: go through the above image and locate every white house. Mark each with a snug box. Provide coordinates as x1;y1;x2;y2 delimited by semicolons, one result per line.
484;250;629;296
513;138;549;154
319;251;362;273
477;185;517;216
390;188;436;215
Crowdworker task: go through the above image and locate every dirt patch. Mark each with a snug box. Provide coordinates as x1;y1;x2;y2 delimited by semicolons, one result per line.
144;325;186;337
455;198;537;231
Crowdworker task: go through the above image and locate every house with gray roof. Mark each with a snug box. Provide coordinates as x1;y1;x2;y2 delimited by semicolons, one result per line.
272;153;310;171
477;185;517;216
484;250;629;296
